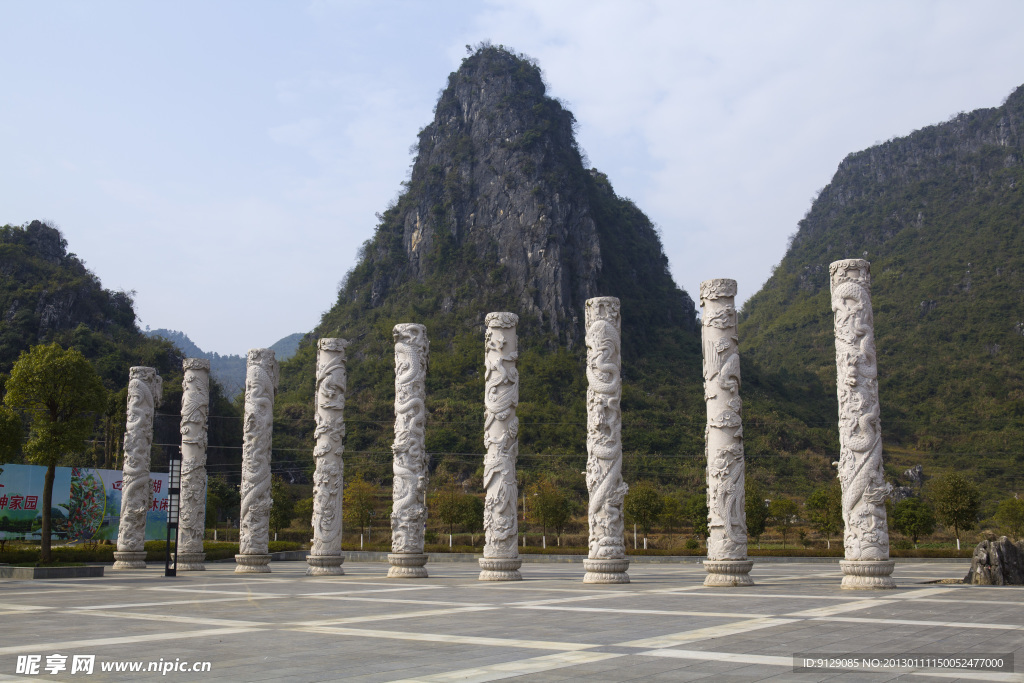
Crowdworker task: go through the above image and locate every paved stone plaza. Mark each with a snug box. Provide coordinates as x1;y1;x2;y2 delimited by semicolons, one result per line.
1;558;1021;682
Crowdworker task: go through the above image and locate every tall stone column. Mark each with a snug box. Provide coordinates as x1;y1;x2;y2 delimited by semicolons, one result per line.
113;367;162;570
830;259;896;589
479;312;522;581
236;348;279;574
177;358;210;571
307;339;348;576
389;324;430;578
700;279;753;587
582;297;630;584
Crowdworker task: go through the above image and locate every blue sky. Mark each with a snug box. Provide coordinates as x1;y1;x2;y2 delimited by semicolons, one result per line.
4;1;1024;355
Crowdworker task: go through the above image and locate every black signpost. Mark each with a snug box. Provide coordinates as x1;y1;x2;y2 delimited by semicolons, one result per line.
164;453;181;577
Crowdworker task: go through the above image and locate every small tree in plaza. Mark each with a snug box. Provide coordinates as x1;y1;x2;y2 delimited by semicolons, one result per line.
995;497;1024;540
269;475;294;539
661;495;685;533
745;479;769;548
430;476;463;540
890;497;936;548
344;477;378;540
3;343;106;562
806;481;842;549
683;493;708;542
532;477;573;546
768;496;799;549
460;494;484;545
930;472;980;550
624;481;663;545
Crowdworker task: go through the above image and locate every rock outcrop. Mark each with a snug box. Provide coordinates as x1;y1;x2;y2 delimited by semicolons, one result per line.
964;536;1024;585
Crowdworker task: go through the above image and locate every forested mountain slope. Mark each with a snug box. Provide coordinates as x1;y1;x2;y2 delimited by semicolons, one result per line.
740;84;1024;464
272;46;834;494
0;221;240;472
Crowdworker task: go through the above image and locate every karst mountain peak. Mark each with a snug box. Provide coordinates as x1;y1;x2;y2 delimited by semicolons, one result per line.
329;44;696;352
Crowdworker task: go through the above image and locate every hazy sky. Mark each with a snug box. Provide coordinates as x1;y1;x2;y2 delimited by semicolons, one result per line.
4;1;1024;355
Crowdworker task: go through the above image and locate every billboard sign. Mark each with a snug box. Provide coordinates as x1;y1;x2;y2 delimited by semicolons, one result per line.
0;463;170;542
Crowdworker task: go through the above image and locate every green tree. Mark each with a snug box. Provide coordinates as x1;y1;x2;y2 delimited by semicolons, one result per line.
624;481;664;540
661;495;685;533
890;497;936;548
532;478;573;545
683;494;709;541
3;343;106;561
431;477;463;538
806;481;842;549
293;497;315;533
995;497;1024;540
768;496;800;548
206;476;239;529
745;480;769;547
344;477;377;539
269;475;294;538
460;494;485;545
930;473;980;550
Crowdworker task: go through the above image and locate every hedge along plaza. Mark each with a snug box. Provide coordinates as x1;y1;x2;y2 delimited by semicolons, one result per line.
102;274;897;587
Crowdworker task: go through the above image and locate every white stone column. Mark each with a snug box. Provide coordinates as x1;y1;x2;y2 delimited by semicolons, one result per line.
582;297;630;584
177;358;210;571
479;312;522;581
830;259;896;589
236;348;279;573
113;366;162;570
700;279;753;587
306;339;348;576
388;324;430;578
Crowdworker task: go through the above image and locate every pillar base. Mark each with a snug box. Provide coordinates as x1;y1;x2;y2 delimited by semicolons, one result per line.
174;552;206;571
478;557;522;581
305;554;345;576
234;554;271;573
387;553;428;578
583;558;630;584
703;559;754;586
840;559;896;589
111;551;147;570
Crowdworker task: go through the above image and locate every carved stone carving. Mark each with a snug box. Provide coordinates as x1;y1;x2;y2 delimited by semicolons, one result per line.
479;312;522;581
830;259;895;589
177;358;210;571
306;339;348;576
388;324;430;578
582;297;629;584
113;367;162;570
700;279;753;587
236;348;278;573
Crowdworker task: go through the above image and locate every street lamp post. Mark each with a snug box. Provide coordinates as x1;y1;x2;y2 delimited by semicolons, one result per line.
164;454;181;577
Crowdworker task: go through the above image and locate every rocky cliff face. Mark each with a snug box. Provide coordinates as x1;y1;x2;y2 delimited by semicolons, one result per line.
0;221;137;364
740;83;1024;453
339;46;694;349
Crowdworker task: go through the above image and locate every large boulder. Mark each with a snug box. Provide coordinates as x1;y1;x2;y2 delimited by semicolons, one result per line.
964;536;1024;585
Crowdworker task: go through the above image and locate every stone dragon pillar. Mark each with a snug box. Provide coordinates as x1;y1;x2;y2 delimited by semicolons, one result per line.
388;324;431;578
236;348;279;573
113;367;162;570
700;279;753;587
176;358;210;571
582;297;630;584
306;339;348;576
830;259;896;589
478;312;522;581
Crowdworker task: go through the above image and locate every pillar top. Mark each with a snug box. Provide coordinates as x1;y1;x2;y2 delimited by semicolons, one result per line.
183;357;211;372
829;258;871;283
699;279;737;305
485;312;518;328
318;338;350;353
